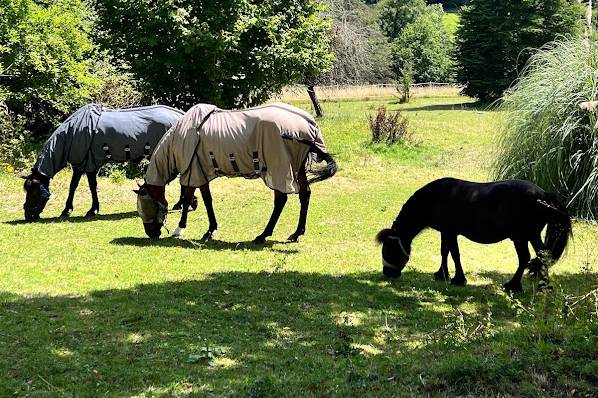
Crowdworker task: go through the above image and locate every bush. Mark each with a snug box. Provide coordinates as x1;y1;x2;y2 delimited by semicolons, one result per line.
0;101;36;172
494;38;598;219
377;0;427;39
89;56;143;109
368;105;411;144
456;0;583;102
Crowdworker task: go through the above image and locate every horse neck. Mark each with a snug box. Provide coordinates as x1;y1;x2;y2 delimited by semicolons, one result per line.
146;184;167;206
32;170;50;187
392;199;426;243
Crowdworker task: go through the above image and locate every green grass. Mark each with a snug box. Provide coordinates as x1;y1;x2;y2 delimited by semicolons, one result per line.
0;96;596;397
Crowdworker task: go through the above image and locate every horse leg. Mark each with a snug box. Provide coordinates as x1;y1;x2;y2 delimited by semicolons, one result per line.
254;190;288;244
527;233;546;279
60;169;83;218
448;235;467;286
199;183;217;242
172;186;196;237
288;166;310;243
85;171;100;217
503;239;530;293
434;233;450;281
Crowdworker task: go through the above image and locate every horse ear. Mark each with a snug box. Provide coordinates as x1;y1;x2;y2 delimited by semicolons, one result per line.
376;228;396;244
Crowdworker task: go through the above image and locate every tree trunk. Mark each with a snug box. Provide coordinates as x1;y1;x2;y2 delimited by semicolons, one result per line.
307;85;324;117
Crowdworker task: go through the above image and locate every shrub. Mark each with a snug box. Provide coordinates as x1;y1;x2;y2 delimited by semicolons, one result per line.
368;105;411;144
494;38;598;219
0;101;36;171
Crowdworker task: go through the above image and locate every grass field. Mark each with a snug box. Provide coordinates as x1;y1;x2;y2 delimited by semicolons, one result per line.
0;96;596;397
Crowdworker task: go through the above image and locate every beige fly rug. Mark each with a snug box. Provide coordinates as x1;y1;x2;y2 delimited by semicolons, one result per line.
145;102;329;194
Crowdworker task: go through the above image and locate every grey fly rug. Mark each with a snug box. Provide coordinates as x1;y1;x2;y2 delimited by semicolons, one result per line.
145;102;328;194
35;104;184;177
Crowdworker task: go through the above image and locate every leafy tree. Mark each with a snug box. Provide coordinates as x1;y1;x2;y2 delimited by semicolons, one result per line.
0;0;99;136
377;0;427;39
456;0;583;102
391;5;454;83
94;0;333;109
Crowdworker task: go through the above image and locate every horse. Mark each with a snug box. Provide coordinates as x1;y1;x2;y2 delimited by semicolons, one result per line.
22;104;195;222
376;178;572;293
134;102;337;243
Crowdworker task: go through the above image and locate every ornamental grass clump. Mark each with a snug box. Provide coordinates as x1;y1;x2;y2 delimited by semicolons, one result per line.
494;38;598;219
368;105;411;144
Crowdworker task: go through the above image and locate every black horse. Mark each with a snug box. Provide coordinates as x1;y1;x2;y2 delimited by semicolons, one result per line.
376;178;572;292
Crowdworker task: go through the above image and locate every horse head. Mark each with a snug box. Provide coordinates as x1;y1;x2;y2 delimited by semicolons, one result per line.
22;171;51;222
134;182;168;239
376;228;411;278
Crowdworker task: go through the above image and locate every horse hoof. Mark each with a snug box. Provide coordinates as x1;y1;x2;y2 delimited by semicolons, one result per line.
59;209;72;218
200;231;213;242
85;209;99;218
287;234;300;243
450;276;467;286
503;281;523;293
433;271;449;282
253;235;266;245
172;226;185;237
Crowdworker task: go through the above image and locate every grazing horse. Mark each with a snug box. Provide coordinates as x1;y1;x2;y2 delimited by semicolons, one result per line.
376;178;572;292
22;104;189;222
135;102;337;242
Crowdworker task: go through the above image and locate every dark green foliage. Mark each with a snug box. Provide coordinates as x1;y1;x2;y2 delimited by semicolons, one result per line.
94;0;333;109
427;0;467;10
0;0;98;136
391;5;454;83
456;0;583;102
377;0;427;39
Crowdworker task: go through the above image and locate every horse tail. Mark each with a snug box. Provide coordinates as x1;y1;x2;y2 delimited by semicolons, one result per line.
307;144;337;184
541;192;572;261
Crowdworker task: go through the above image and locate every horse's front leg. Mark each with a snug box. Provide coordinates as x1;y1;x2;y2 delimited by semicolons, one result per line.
198;183;217;242
60;169;84;218
503;239;530;293
254;190;288;244
447;235;467;286
85;171;100;217
172;185;199;211
173;186;196;237
288;166;310;243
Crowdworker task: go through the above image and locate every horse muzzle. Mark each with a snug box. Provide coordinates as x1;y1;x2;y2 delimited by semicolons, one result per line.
382;258;402;278
143;223;162;239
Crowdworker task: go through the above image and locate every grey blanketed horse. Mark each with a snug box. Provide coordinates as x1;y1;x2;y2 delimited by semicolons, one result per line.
23;104;187;221
136;102;337;242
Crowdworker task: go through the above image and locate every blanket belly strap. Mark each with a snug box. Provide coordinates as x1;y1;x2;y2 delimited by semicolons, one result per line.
144;143;151;159
124;145;131;161
229;154;240;173
252;152;260;174
102;143;111;160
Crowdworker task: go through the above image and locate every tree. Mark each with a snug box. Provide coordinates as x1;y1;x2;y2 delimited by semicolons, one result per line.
391;5;454;83
377;0;427;39
94;0;333;110
456;0;583;102
0;0;98;136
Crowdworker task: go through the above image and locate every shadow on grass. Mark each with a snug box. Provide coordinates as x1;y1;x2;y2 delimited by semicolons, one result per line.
4;211;138;225
110;236;299;254
1;269;595;396
398;102;487;112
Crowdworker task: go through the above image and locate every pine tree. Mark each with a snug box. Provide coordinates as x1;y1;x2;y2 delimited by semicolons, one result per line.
456;0;582;102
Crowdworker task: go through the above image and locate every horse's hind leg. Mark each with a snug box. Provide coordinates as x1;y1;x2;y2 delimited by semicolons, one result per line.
254;190;288;244
288;166;311;243
199;183;217;242
503;239;530;293
60;169;84;218
173;186;196;238
447;235;467;286
434;233;451;281
85;171;100;218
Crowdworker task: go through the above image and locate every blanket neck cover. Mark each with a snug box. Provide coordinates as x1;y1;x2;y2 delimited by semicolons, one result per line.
35;104;184;178
145;102;328;194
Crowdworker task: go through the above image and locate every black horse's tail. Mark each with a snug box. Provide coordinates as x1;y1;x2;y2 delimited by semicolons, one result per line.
307;144;337;184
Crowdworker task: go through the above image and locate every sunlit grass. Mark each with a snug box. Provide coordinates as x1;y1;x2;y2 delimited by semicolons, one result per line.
0;96;596;397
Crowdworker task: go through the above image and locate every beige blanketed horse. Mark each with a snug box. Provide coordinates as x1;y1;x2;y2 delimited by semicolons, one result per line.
137;102;337;242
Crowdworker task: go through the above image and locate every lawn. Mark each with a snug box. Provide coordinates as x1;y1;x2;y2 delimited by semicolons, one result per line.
0;96;596;397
